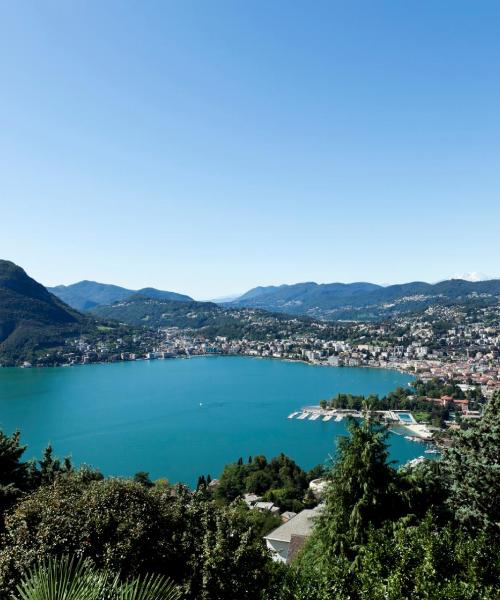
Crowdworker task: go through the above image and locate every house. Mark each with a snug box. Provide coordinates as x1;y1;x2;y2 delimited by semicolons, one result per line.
243;493;262;507
264;506;322;563
452;398;469;411
254;501;280;514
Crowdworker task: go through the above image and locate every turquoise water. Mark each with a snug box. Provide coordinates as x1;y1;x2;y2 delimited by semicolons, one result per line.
397;412;414;423
0;357;422;486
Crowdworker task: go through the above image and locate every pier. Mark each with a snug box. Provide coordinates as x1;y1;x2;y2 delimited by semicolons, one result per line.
286;405;434;441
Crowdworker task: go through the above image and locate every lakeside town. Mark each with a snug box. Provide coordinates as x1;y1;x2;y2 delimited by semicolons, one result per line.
34;303;497;394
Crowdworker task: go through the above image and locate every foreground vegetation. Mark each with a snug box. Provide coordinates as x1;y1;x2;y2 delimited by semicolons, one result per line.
0;393;498;599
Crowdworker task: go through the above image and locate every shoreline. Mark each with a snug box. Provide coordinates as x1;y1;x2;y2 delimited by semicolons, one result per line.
5;352;416;381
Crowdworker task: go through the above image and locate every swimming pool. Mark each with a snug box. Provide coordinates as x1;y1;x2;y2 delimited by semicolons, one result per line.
397;412;415;423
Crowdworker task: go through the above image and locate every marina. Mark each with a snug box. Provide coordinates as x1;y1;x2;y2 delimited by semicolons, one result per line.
287;405;434;442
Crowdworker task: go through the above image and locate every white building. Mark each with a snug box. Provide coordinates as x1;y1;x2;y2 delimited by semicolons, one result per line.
264;506;321;563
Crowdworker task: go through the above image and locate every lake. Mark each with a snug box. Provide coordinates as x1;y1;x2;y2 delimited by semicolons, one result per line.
0;356;422;486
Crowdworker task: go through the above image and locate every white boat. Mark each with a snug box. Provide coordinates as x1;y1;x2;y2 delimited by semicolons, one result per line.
309;413;320;421
335;415;343;422
322;415;333;422
297;412;309;420
288;411;299;419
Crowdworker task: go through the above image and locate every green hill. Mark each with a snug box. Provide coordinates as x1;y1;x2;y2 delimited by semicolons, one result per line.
0;260;92;364
90;294;339;340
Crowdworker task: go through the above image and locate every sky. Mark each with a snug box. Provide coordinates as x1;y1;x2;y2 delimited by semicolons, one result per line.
1;1;499;299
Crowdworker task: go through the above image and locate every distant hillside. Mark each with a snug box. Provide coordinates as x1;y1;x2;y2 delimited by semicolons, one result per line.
231;279;500;320
0;260;91;364
90;295;338;340
49;281;193;311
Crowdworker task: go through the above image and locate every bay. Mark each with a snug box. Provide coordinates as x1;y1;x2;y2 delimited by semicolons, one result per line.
0;356;422;486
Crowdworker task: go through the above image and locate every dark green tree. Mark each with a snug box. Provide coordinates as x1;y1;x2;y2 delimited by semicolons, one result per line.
443;391;500;534
0;431;31;520
304;417;403;564
133;471;153;487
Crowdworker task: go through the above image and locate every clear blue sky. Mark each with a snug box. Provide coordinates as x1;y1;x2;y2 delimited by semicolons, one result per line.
1;1;499;298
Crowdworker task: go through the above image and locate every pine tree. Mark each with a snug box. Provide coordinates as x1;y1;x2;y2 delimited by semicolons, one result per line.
0;430;30;518
309;417;402;563
443;391;500;534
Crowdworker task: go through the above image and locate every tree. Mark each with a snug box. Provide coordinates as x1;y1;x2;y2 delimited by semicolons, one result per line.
0;476;181;594
443;391;500;534
133;472;153;488
181;499;272;600
303;417;403;564
38;445;72;485
0;430;31;521
355;514;500;600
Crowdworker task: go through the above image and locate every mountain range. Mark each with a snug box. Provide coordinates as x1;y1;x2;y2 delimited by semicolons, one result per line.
229;279;500;320
48;281;193;311
48;277;500;322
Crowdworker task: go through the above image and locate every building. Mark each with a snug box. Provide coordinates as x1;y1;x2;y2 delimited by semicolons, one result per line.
264;506;322;563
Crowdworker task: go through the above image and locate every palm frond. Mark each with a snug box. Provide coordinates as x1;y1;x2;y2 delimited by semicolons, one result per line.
14;556;108;600
114;573;181;600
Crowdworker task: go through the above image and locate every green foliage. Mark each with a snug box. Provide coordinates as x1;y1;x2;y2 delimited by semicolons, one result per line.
0;260;92;365
0;431;31;520
305;418;403;564
14;555;181;600
216;453;317;511
0;475;273;600
355;515;500;600
442;391;500;534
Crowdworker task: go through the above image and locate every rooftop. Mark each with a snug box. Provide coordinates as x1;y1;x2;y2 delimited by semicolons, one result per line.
264;506;322;543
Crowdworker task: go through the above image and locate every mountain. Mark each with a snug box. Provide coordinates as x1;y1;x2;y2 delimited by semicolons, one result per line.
49;281;193;311
0;260;91;364
49;281;133;311
231;279;500;320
